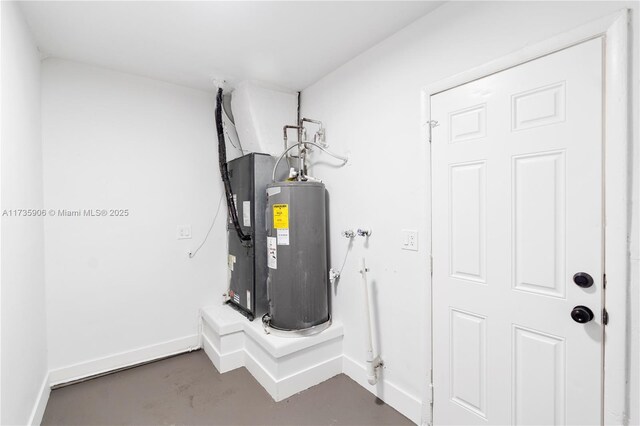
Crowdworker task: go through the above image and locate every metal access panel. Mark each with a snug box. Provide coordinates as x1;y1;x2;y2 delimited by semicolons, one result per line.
227;153;275;320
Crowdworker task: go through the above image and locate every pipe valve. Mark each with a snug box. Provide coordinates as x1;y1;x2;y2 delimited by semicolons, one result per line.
357;228;372;237
342;229;355;239
329;268;340;284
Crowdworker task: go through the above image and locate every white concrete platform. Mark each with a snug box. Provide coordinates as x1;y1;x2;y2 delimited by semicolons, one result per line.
200;304;344;401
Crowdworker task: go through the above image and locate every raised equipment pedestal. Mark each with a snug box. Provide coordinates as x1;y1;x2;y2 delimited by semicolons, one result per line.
200;303;343;401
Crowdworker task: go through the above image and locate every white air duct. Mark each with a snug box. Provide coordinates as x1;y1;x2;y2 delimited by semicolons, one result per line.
231;81;297;157
221;93;243;161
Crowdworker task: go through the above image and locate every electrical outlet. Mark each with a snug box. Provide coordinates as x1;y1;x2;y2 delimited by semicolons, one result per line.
401;229;418;251
177;225;192;240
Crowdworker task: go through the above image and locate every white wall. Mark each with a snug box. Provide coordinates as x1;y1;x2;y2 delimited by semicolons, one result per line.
41;59;227;381
301;1;639;424
0;2;49;424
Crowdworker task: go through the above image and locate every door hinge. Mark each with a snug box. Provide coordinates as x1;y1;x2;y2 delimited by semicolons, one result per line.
428;367;434;404
428;382;434;426
427;120;439;143
602;308;609;325
603;273;607;289
430;254;433;277
429;382;434;405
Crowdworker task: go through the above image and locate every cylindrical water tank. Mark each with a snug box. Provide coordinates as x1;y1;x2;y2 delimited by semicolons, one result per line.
265;181;329;331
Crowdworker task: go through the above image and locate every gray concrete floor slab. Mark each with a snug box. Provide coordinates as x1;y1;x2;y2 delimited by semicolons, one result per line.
42;350;413;425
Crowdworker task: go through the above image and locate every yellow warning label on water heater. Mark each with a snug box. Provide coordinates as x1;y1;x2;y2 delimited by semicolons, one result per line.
273;204;289;229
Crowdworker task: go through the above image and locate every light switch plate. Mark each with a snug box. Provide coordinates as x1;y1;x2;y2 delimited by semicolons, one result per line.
401;229;418;251
177;225;192;240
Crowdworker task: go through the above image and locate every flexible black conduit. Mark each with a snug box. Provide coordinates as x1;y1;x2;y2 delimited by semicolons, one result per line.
216;88;251;245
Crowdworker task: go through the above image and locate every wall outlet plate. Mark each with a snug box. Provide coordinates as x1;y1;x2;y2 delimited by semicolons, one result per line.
401;229;418;251
177;225;192;240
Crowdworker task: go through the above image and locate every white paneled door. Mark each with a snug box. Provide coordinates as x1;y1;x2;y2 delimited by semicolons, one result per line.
431;38;603;425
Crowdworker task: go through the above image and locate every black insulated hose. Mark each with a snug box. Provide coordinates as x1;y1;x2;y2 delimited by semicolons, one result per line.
216;88;251;245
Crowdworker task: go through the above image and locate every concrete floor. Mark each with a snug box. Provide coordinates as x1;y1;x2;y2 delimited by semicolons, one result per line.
42;350;413;425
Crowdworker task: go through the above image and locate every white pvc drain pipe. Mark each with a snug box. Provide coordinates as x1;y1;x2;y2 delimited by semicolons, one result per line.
360;257;383;385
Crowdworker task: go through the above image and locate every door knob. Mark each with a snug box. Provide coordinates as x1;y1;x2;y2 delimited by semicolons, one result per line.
573;272;594;288
571;306;594;323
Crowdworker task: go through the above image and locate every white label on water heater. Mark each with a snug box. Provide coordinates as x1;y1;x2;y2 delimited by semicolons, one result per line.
242;201;251;227
246;290;251;309
277;229;289;245
267;237;277;269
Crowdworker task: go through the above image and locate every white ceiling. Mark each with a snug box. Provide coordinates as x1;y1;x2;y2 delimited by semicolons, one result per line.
19;1;444;92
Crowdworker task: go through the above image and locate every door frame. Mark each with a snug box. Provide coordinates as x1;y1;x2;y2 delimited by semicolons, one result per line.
420;10;630;426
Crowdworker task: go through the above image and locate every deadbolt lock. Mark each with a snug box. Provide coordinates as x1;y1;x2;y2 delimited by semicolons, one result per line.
573;272;594;288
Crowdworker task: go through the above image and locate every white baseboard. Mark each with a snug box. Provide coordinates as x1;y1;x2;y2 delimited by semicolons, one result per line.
275;355;343;401
201;330;244;373
200;305;344;402
343;355;422;425
48;334;199;386
28;373;51;425
243;350;278;398
229;348;343;402
202;327;343;402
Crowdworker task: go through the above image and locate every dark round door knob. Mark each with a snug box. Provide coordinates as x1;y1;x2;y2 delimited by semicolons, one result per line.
571;306;594;323
573;272;594;288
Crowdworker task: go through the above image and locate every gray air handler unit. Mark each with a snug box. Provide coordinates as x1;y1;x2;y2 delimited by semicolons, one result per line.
226;153;275;320
263;181;330;335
